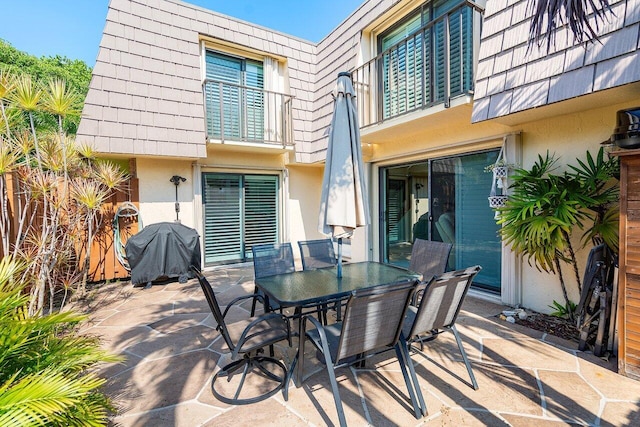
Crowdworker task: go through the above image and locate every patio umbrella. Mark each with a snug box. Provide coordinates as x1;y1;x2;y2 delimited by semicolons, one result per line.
318;72;370;278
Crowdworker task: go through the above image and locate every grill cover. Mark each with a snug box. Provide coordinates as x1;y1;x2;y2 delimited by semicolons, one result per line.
125;222;201;286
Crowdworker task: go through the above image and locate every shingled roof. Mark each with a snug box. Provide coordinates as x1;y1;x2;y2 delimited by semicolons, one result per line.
471;0;640;123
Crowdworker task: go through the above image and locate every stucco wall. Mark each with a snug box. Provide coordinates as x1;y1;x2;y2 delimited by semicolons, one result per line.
135;158;195;227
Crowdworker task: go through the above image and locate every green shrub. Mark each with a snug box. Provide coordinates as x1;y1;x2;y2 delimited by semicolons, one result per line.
0;256;120;426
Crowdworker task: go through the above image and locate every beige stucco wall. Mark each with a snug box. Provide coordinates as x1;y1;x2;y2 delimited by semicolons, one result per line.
135;158;195;227
287;165;325;245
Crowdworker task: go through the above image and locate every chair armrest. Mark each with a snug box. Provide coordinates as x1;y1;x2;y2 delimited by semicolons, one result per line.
411;282;427;306
222;294;265;318
305;314;325;331
297;314;330;385
303;315;331;356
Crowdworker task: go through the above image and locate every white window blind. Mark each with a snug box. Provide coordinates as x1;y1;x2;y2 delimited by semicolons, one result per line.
202;173;278;265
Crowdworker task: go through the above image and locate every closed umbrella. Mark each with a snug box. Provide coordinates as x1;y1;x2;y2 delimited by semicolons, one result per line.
318;72;370;277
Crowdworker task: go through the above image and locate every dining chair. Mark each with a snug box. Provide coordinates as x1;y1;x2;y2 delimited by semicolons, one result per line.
409;238;452;281
400;265;482;415
298;238;337;270
251;243;295;317
298;238;337;323
292;280;422;426
191;266;292;404
409;238;452;304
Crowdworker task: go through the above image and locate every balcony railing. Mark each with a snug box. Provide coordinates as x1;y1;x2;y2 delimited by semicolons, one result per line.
352;1;484;128
202;79;294;148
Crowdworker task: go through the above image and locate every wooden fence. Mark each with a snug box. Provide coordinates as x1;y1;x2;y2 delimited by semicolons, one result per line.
1;171;139;283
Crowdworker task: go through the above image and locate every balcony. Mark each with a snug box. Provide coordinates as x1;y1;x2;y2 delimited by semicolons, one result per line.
202;79;294;149
352;1;484;129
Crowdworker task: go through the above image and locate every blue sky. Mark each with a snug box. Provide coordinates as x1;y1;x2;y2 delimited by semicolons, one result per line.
0;0;363;66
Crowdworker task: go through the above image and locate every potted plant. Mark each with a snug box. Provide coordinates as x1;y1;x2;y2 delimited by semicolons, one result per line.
484;158;514;179
497;148;619;320
486;158;515;210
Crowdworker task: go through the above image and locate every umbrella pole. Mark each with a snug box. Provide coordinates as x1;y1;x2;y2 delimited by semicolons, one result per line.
337;237;343;278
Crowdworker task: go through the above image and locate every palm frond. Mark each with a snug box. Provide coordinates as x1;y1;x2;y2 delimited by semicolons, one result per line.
44;79;80;118
527;0;613;53
93;160;128;191
11;75;42;112
0;70;16;101
0;369;105;427
70;179;109;211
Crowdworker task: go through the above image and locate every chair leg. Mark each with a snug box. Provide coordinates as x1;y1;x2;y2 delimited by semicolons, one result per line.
451;325;478;390
250;285;259;317
283;350;299;401
212;355;287;405
320;342;347;427
395;343;423;419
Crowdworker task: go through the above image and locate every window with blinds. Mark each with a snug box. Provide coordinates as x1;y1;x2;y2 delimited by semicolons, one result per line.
378;0;473;119
204;51;264;141
202;173;279;265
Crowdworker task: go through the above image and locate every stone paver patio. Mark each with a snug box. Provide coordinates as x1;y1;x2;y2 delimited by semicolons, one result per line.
72;265;640;426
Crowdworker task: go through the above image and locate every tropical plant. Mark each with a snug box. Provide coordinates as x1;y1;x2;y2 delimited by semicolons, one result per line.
0;256;120;426
498;148;618;320
0;39;91;135
528;0;613;52
548;299;578;319
0;69;129;314
568;148;620;251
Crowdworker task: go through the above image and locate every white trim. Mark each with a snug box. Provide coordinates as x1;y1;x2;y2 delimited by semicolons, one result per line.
467;288;503;305
499;133;522;306
192;163;204;269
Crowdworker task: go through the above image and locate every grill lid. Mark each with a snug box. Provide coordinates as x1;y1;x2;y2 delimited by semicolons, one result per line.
612;107;640;149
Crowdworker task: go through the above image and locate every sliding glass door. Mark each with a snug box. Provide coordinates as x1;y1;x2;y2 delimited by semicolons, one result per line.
380;149;501;292
202;173;279;265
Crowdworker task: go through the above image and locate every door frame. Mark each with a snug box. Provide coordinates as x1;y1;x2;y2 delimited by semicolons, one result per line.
370;133;522;305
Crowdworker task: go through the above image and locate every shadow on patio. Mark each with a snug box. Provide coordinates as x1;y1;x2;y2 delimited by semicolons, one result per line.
71;265;640;426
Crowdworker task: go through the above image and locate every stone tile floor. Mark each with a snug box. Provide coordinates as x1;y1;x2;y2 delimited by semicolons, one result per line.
70;265;640;426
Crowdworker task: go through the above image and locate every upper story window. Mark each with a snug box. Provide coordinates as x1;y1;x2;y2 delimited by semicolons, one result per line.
204;51;265;141
351;0;481;127
202;48;293;147
378;0;473;119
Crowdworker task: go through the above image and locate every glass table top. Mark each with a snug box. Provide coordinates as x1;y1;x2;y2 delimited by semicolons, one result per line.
255;261;421;307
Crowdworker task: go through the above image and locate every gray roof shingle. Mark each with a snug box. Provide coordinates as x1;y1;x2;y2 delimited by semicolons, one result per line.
471;0;640;123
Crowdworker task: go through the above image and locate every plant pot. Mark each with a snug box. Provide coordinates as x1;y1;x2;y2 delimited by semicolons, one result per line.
488;195;508;208
492;166;508;178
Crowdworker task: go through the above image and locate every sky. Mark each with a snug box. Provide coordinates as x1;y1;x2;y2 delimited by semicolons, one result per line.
0;0;364;66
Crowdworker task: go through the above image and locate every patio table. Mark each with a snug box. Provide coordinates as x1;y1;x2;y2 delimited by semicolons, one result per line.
254;261;421;385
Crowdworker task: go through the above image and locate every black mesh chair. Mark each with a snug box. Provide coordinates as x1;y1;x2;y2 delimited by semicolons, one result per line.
298;239;338;323
293;280;422;426
401;266;482;415
298;238;337;270
409;239;452;280
191;267;291;404
251;243;295;317
409;239;452;304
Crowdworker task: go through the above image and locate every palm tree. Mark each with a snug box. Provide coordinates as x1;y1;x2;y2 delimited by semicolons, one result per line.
498;148;618;319
529;0;613;52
